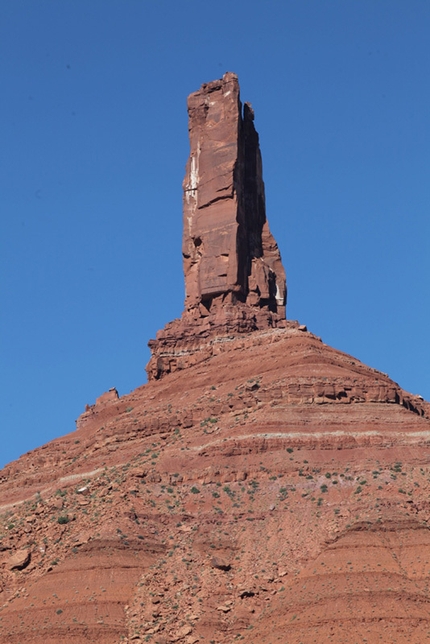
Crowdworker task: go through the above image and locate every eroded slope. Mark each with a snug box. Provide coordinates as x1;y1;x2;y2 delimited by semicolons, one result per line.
1;328;430;644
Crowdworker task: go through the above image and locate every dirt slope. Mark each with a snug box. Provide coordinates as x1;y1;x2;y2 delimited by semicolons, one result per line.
1;327;430;643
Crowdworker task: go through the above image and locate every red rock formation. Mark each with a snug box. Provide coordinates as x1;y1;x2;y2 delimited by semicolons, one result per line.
1;74;430;644
1;330;430;644
147;73;287;380
183;72;286;315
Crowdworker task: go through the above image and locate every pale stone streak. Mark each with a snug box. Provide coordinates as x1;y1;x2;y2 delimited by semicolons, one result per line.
192;430;430;452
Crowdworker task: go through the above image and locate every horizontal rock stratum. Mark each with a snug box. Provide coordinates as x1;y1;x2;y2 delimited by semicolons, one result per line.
1;74;430;644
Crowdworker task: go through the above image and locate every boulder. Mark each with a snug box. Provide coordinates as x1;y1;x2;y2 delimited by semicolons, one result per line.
7;549;31;571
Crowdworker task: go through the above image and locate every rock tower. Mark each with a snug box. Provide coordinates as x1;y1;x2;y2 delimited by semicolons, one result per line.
1;73;430;644
147;73;289;380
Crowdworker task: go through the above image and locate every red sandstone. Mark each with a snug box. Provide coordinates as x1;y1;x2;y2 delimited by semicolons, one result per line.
1;75;430;644
147;73;287;381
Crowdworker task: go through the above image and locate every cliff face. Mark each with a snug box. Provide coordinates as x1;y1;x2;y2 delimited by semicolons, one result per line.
147;73;287;381
1;75;430;644
182;72;286;315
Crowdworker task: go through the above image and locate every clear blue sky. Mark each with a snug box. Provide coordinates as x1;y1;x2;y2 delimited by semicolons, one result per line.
1;0;429;469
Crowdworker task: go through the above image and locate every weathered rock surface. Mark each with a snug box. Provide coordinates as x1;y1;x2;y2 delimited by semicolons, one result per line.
1;75;430;644
6;549;31;572
182;72;286;315
147;73;287;381
1;329;430;643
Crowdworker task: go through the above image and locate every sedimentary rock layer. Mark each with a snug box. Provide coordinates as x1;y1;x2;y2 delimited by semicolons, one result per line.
1;329;430;644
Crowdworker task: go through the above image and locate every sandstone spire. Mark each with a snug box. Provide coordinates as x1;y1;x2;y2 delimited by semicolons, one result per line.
3;76;430;644
147;73;289;380
182;72;286;317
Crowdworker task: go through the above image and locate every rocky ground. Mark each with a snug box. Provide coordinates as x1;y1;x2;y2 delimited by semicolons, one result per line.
1;326;430;643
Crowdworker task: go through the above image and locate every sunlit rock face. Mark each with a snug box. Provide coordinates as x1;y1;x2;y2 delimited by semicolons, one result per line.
182;72;286;315
2;74;430;644
147;73;287;381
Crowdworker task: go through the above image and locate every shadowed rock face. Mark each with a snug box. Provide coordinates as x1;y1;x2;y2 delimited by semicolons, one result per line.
182;72;286;316
147;73;287;380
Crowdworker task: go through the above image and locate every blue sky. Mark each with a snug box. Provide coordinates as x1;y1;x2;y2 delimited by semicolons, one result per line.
1;0;429;469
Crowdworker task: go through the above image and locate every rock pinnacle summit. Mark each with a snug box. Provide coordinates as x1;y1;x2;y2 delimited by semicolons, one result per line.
182;72;286;317
147;73;289;380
